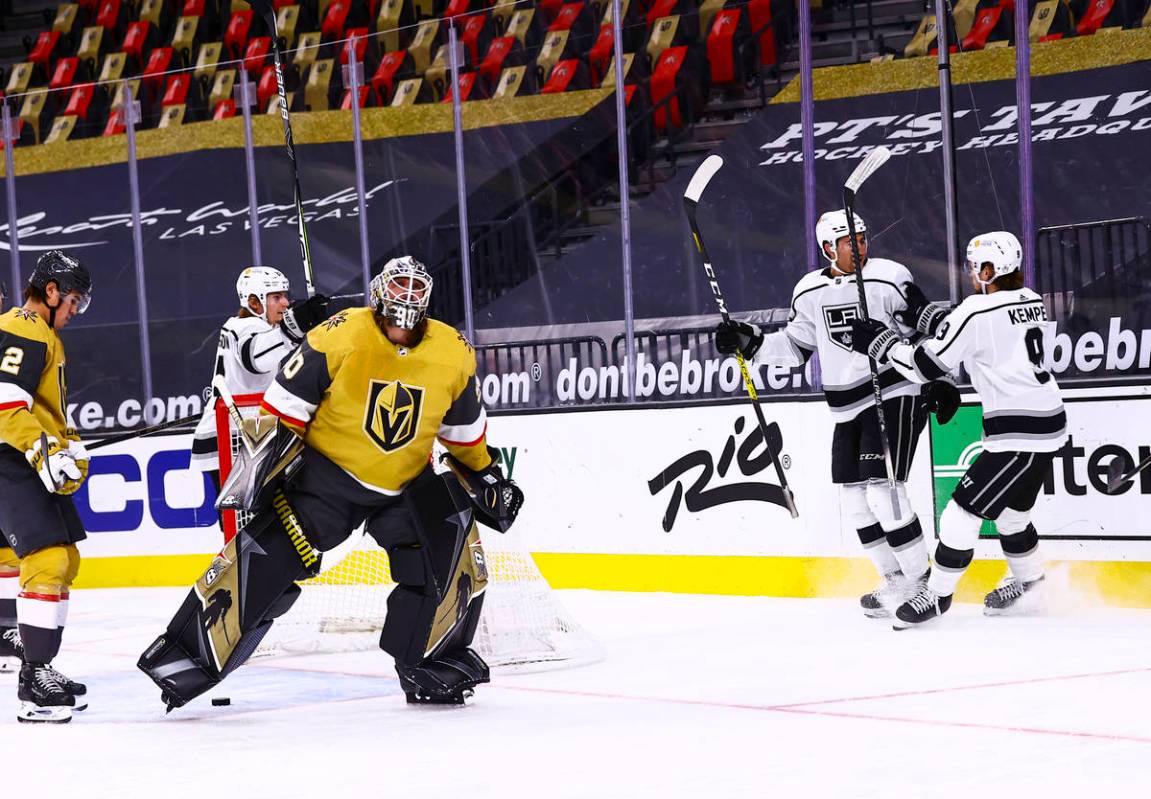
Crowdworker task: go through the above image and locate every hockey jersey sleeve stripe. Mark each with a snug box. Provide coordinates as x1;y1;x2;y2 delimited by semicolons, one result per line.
0;397;30;411
982;409;1067;439
913;346;949;380
438;415;487;447
259;391;312;430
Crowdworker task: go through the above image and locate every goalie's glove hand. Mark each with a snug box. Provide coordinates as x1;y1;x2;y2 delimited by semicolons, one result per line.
474;457;524;533
849;318;898;363
894;283;949;336
924;379;960;425
64;427;90;483
282;294;330;342
714;320;763;360
25;435;83;495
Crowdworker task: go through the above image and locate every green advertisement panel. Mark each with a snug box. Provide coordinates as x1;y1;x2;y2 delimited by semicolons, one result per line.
929;404;997;538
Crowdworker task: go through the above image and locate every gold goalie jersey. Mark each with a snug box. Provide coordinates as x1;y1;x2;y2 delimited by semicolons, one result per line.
261;307;491;494
0;307;71;454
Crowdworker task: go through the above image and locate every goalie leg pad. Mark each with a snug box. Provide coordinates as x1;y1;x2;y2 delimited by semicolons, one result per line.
367;468;490;697
137;493;317;711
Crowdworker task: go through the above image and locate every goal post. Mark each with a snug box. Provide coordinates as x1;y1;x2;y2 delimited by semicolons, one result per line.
215;394;600;669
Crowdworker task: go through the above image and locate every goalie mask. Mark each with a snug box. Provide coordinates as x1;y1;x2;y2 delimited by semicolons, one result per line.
370;256;433;330
966;231;1022;293
815;209;867;263
236;266;291;323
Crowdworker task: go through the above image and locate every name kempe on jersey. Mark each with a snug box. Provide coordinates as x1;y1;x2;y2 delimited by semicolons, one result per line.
888;288;1066;453
753;257;917;422
262;308;491;494
0;308;71;453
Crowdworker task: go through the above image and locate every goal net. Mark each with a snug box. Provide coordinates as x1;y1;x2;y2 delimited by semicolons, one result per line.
216;396;599;669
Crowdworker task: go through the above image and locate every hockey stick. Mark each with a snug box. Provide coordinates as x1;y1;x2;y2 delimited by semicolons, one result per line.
842;146;901;520
683;155;799;519
212;375;246;434
248;0;316;298
1106;452;1151;493
87;412;201;451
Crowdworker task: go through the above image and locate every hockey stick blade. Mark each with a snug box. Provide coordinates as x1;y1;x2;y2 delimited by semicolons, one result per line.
844;146;892;193
1107;452;1151;493
684;155;724;205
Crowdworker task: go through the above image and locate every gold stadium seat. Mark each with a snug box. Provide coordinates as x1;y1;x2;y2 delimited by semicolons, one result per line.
45;114;77;144
77;26;108;74
172;16;201;63
159;106;186;127
267;93;296;116
209;69;238;108
304;58;335;110
492;65;530;98
98;52;127;83
411;0;436;22
391;77;430;106
408;20;443;75
646;15;688;63
53;4;79;36
110;79;141;111
535;30;572;84
490;1;516;34
697;0;726;37
600;52;635;88
293;32;322;74
277;4;301;49
138;0;165;28
19;91;48;145
376;0;403;52
5;63;34;95
505;8;547;51
903;14;938;58
1029;0;1073;41
951;0;980;39
195;43;223;81
424;45;454;101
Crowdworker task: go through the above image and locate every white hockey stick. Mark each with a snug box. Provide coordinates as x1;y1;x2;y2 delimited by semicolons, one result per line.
683;155;799;518
212;375;245;433
842;145;901;520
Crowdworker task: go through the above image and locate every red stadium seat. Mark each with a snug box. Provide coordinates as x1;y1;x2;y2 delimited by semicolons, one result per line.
540;58;588;93
49;57;80;91
539;0;566;23
549;3;589;34
478;36;522;88
244;36;271;74
371;50;414;105
121;21;152;62
649;45;689;130
646;0;679;29
63;83;97;117
459;14;494;65
340;27;370;65
162;74;192;106
340;85;371;108
142;47;174;87
962;5;1006;50
28;31;62;72
747;0;778;67
707;9;751;85
213;98;237;119
1077;0;1117;34
444;0;472;19
442;71;484;102
103;106;127;136
224;10;254;59
182;0;205;17
321;0;352;39
96;0;123;31
258;65;279;109
587;24;613;84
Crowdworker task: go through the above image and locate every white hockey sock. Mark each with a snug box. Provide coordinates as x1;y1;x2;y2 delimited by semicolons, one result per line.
0;567;17;628
886;517;929;579
57;590;70;629
858;523;900;576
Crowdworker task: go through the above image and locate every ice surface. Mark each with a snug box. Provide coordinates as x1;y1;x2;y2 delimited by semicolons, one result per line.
3;587;1149;797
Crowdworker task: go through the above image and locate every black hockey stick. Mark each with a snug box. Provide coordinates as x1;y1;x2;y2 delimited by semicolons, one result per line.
842;146;901;520
248;0;317;298
684;155;798;519
87;412;200;451
1106;452;1151;493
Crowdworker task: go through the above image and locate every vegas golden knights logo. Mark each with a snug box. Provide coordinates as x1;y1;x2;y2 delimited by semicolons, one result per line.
364;379;425;452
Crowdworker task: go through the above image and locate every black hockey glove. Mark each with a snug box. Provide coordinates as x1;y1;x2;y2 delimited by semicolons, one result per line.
441;447;525;533
924;379;960;425
282;294;330;342
849;318;898;363
894;283;949;336
714;320;763;360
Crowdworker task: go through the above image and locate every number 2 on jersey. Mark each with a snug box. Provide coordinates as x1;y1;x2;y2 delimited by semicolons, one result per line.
1023;328;1051;384
0;346;23;375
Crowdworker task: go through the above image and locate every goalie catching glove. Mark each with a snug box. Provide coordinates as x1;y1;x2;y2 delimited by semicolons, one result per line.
714;320;764;360
25;433;83;494
440;446;524;532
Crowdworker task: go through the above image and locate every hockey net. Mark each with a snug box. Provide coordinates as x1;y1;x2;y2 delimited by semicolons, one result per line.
216;396;599;669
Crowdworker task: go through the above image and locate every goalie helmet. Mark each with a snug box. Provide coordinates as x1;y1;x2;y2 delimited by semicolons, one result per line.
236;266;290;322
30;250;93;317
369;256;433;330
966;231;1022;280
815;209;867;262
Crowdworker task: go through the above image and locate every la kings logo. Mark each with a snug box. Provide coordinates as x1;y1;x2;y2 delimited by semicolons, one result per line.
824;303;862;352
364;379;425;453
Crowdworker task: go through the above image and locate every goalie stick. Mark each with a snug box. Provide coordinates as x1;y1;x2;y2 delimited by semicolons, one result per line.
842;145;901;520
683;155;798;519
248;0;316;298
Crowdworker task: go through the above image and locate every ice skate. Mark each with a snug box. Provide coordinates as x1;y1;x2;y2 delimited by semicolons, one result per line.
984;574;1045;616
893;584;952;629
16;662;74;724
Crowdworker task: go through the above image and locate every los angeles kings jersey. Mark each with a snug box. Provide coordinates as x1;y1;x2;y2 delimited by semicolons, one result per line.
261;308;491;494
752;258;918;421
886;288;1066;453
0;307;71;454
192;315;297;471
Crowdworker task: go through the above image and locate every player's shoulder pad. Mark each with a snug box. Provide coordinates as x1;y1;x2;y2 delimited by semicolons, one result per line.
223;315;274;337
0;307;53;344
304;306;372;351
792;268;831;299
424;319;477;361
863;258;913;287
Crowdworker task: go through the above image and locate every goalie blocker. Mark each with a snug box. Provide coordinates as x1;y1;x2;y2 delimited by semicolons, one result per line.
139;442;509;710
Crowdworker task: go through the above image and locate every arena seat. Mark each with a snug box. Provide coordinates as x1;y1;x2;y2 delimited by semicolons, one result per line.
62;81;108;138
491;65;532;98
19;91;49;144
77;27;112;76
243;36;272;75
645;15;695;64
478;36;526;90
208;68;237;110
1075;0;1124;33
747;0;780;67
224;9;254;59
707;8;753;86
1029;0;1076;40
94;0;127;38
293;32;323;75
121;21;160;73
102;104;127;136
963;3;1012;49
193;42;223;81
371;50;414;105
408;19;445;74
49;56;81;91
441;70;487;102
212;97;237;119
52;4;81;37
586;24;614;84
171;15;203;64
391;77;433;106
276;3;302;48
376;0;405;51
903;14;939;57
340;84;372;108
459;13;495;66
548;3;597;43
649;44;705;131
540;57;590;93
339;27;378;69
97;51;127;83
535;30;579;87
138;0;175;39
158;105;187;128
303;58;341;110
44;114;77;144
5;63;34;96
505;7;549;52
27;31;64;82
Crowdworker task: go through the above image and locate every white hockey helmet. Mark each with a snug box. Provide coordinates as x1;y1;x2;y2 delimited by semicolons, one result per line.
369;256;433;330
816;209;867;262
236;266;291;322
966;231;1022;290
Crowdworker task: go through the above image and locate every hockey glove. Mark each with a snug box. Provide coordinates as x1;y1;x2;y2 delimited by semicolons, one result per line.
281;294;330;342
849;318;898;363
714;320;763;360
441;447;525;533
894;283;949;336
25;434;83;495
65;428;90;483
924;380;960;425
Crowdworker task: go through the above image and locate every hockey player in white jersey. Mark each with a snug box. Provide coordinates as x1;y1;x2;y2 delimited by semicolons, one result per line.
716;210;959;617
849;231;1067;628
191;267;329;487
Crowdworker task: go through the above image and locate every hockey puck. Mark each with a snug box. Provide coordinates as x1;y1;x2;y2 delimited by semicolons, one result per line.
211;697;231;707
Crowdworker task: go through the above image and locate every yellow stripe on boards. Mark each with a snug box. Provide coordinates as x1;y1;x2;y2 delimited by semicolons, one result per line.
71;552;1151;609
